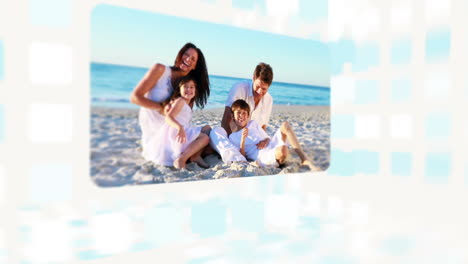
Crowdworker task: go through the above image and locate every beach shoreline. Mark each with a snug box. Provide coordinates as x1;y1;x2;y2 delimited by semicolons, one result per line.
91;105;330;187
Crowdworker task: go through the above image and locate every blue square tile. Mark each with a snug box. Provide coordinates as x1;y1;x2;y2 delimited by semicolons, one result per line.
29;164;72;203
354;150;379;174
381;236;413;256
232;0;255;9
328;149;355;176
0;40;4;80
230;199;264;232
144;206;184;246
391;38;412;65
354;43;379;72
272;174;285;194
191;200;227;237
0;105;4;142
355;80;379;104
391;78;412;102
330;40;355;75
391;152;412;177
425;113;450;140
299;0;328;23
331;114;355;139
29;0;72;27
426;30;451;61
425;153;451;184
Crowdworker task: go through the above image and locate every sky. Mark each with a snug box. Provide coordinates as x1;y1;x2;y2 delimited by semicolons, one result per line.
91;3;329;87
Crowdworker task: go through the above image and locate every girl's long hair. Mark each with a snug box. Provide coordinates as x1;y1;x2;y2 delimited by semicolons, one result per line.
163;75;197;109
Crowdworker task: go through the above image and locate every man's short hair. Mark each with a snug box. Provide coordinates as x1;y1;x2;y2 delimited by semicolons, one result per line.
253;62;273;85
231;99;250;116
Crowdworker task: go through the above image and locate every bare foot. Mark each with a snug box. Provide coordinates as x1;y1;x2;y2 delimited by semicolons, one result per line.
302;160;320;171
173;157;186;169
190;156;209;169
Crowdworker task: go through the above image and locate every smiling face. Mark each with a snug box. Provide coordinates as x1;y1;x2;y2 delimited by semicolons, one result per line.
232;108;250;128
252;77;270;100
180;79;196;102
179;48;198;73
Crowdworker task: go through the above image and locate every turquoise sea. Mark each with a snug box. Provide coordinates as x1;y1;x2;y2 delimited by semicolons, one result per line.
91;62;330;109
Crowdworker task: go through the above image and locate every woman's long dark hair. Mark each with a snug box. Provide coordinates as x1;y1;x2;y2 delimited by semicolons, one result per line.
172;43;210;109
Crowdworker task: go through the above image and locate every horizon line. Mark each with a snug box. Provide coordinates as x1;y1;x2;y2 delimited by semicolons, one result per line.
90;61;330;89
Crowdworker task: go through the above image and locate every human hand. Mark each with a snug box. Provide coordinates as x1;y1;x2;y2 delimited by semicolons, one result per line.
176;128;186;144
241;127;249;140
256;138;270;149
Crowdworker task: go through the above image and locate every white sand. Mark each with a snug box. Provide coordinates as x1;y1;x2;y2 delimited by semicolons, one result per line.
91;105;330;187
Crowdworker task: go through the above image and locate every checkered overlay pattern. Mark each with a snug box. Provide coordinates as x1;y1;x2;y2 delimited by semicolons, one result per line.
0;0;467;263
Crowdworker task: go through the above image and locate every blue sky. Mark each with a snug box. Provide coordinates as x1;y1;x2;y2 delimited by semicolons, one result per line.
91;4;329;86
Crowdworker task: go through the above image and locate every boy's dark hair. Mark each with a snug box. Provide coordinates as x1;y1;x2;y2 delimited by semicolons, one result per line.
253;62;273;85
231;99;250;115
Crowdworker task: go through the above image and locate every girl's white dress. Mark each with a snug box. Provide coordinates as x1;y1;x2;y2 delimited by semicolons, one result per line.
138;65;173;162
155;102;201;166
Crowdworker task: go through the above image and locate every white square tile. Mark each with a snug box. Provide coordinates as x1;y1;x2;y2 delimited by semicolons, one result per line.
355;115;381;139
303;193;321;216
390;114;413;139
425;0;450;27
265;194;299;231
327;196;344;219
464;119;468;143
26;220;72;263
350;231;371;256
349;201;369;226
424;66;450;100
331;75;355;105
29;104;72;143
91;213;135;254
390;1;413;34
29;164;72;204
29;42;72;85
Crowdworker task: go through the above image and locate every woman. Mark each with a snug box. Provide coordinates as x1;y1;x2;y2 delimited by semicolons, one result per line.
130;43;210;168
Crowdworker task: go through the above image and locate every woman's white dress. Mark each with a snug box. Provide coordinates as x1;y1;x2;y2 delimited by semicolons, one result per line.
138;65;173;162
138;65;201;166
155;102;201;166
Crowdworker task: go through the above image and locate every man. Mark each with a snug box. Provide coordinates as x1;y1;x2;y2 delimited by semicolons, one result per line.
210;62;274;163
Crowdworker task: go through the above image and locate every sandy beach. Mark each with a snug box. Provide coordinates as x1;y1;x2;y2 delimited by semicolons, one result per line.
91;105;330;187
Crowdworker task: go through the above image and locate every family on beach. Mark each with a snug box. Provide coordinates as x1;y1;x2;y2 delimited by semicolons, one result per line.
130;43;319;171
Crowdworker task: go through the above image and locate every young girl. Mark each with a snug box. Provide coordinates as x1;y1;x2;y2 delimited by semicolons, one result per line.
155;76;210;169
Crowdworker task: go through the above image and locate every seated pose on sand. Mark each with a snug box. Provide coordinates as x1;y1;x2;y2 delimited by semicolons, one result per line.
210;63;273;163
130;43;210;164
228;99;318;170
156;76;210;169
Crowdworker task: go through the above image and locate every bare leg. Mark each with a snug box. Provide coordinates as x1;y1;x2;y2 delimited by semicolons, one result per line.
190;149;210;168
201;125;211;135
199;125;215;157
174;133;210;169
280;122;319;171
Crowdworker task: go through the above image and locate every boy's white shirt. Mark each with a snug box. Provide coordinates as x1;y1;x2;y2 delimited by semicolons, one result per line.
225;80;273;128
228;120;269;160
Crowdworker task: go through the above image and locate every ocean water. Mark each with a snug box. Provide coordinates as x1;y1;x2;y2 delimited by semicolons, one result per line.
91;62;330;109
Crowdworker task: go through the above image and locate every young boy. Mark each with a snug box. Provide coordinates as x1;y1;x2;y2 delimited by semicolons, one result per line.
228;99;319;170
